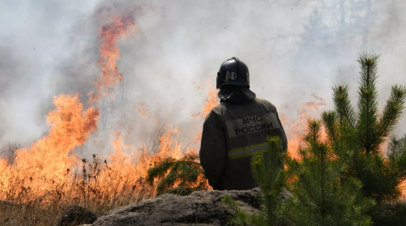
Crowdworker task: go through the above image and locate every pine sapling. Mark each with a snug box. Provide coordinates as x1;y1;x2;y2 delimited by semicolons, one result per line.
322;53;406;204
286;119;373;226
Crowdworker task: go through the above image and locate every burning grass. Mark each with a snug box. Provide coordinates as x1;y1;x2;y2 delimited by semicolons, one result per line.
0;89;328;225
1;10;384;226
0;13;155;225
0;126;191;225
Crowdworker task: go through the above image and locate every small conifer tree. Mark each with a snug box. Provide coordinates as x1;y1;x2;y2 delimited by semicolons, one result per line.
146;152;209;196
322;54;406;204
286;119;373;226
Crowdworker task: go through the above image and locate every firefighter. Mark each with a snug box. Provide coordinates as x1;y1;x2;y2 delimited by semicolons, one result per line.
199;57;288;190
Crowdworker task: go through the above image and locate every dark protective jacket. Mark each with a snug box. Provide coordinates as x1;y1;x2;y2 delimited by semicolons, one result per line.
199;95;287;190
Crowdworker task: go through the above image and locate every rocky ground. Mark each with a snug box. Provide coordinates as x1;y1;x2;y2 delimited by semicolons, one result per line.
57;188;264;226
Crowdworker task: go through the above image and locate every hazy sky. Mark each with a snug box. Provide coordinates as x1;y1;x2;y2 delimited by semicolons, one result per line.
0;0;405;156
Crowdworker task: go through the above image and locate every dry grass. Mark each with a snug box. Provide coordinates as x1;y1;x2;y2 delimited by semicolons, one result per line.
0;154;157;226
0;127;187;226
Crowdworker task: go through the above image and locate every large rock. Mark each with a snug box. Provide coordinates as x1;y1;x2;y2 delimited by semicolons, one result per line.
90;188;262;226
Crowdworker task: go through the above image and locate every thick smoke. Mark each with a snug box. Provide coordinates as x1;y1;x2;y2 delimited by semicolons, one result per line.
0;0;405;157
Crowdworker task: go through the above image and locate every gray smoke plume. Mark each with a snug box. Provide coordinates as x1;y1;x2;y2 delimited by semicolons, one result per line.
0;0;405;157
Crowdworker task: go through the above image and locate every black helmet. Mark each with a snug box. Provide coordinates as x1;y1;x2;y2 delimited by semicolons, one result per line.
216;57;250;89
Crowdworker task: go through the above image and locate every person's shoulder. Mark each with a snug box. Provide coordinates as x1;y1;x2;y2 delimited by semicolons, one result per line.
211;103;225;115
204;104;224;125
254;98;277;110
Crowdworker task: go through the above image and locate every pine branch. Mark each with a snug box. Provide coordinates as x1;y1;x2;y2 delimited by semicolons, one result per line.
356;53;379;153
375;85;406;143
322;111;339;151
146;158;176;185
298;173;320;210
156;168;178;195
333;85;357;130
147;153;209;196
305;119;321;148
388;134;406;179
320;144;327;217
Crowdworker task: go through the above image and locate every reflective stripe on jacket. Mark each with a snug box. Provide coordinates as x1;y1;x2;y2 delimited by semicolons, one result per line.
199;98;287;190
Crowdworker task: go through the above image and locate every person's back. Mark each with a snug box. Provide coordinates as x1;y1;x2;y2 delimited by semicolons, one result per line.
199;57;287;190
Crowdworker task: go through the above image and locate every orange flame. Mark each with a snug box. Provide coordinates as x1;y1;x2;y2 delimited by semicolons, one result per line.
3;10;387;211
202;87;219;116
280;96;327;158
191;84;219;143
91;129;185;198
90;14;136;103
137;103;158;122
0;14;136;204
0;94;99;198
192;83;219;119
